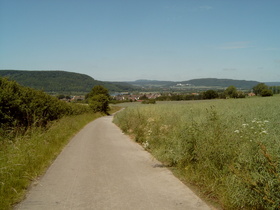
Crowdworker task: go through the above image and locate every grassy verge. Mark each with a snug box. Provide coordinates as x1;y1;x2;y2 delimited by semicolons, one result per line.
0;106;120;210
113;96;280;209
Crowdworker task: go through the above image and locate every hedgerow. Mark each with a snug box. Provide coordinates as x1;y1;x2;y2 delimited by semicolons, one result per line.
0;77;91;138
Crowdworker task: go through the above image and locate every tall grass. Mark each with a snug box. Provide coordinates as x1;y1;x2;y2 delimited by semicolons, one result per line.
113;97;280;209
0;107;121;210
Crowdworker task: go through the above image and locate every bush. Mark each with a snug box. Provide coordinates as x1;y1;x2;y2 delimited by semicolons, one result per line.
261;89;273;97
89;94;110;113
87;85;110;114
0;77;91;137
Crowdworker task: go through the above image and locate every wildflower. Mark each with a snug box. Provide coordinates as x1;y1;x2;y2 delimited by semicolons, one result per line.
234;130;240;133
242;124;249;127
264;120;269;123
142;141;149;149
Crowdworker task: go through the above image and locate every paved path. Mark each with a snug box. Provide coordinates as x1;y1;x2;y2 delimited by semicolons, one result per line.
15;115;211;210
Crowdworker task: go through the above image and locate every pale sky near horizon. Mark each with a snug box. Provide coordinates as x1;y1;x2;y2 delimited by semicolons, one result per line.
1;0;280;82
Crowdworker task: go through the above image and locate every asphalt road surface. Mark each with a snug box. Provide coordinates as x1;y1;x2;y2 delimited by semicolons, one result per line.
15;115;211;210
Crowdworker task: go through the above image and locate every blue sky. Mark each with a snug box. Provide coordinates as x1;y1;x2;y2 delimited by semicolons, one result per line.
1;0;279;82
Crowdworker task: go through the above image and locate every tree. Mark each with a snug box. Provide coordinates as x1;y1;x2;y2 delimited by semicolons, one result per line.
225;86;238;98
203;90;218;99
86;85;109;100
87;85;110;114
260;89;273;97
252;83;268;96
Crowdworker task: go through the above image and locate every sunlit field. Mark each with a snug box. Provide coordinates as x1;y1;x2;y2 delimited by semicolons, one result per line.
114;96;280;209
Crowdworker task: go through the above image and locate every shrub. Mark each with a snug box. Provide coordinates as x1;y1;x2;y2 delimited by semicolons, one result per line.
0;77;91;137
261;89;273;97
87;85;110;114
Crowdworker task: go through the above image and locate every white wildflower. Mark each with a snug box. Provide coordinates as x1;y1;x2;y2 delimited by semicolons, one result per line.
264;120;269;123
242;124;249;127
234;130;240;133
142;141;149;149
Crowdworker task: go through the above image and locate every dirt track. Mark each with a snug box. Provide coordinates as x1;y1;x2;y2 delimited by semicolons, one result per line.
15;115;210;210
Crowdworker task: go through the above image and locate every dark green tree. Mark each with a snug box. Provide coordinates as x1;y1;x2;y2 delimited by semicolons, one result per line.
260;89;273;97
252;83;268;96
203;90;219;99
225;86;238;98
87;85;110;114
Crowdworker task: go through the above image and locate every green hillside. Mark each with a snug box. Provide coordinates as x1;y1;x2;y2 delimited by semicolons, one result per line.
0;70;136;94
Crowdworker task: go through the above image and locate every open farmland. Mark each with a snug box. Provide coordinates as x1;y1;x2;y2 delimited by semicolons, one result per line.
113;96;280;209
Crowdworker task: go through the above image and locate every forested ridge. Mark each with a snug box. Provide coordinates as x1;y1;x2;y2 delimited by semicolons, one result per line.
0;70;136;94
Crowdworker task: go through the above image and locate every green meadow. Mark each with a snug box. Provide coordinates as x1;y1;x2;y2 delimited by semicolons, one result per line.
114;96;280;209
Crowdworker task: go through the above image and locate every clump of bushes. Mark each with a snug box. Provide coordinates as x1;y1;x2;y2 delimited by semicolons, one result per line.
86;85;110;114
0;77;91;138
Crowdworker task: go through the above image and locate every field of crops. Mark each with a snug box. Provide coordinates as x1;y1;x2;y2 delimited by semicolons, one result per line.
114;96;280;209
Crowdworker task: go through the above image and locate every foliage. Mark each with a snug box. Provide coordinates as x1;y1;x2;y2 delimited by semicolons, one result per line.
269;86;280;94
86;85;110;99
0;70;136;94
253;83;272;97
114;97;280;209
261;89;273;97
87;85;110;114
203;90;219;99
89;94;110;113
224;86;246;98
0;77;91;138
225;85;238;98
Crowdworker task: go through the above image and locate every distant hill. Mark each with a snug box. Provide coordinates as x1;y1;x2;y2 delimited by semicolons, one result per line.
127;78;260;89
265;82;280;86
185;78;259;89
0;70;136;94
129;79;175;87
